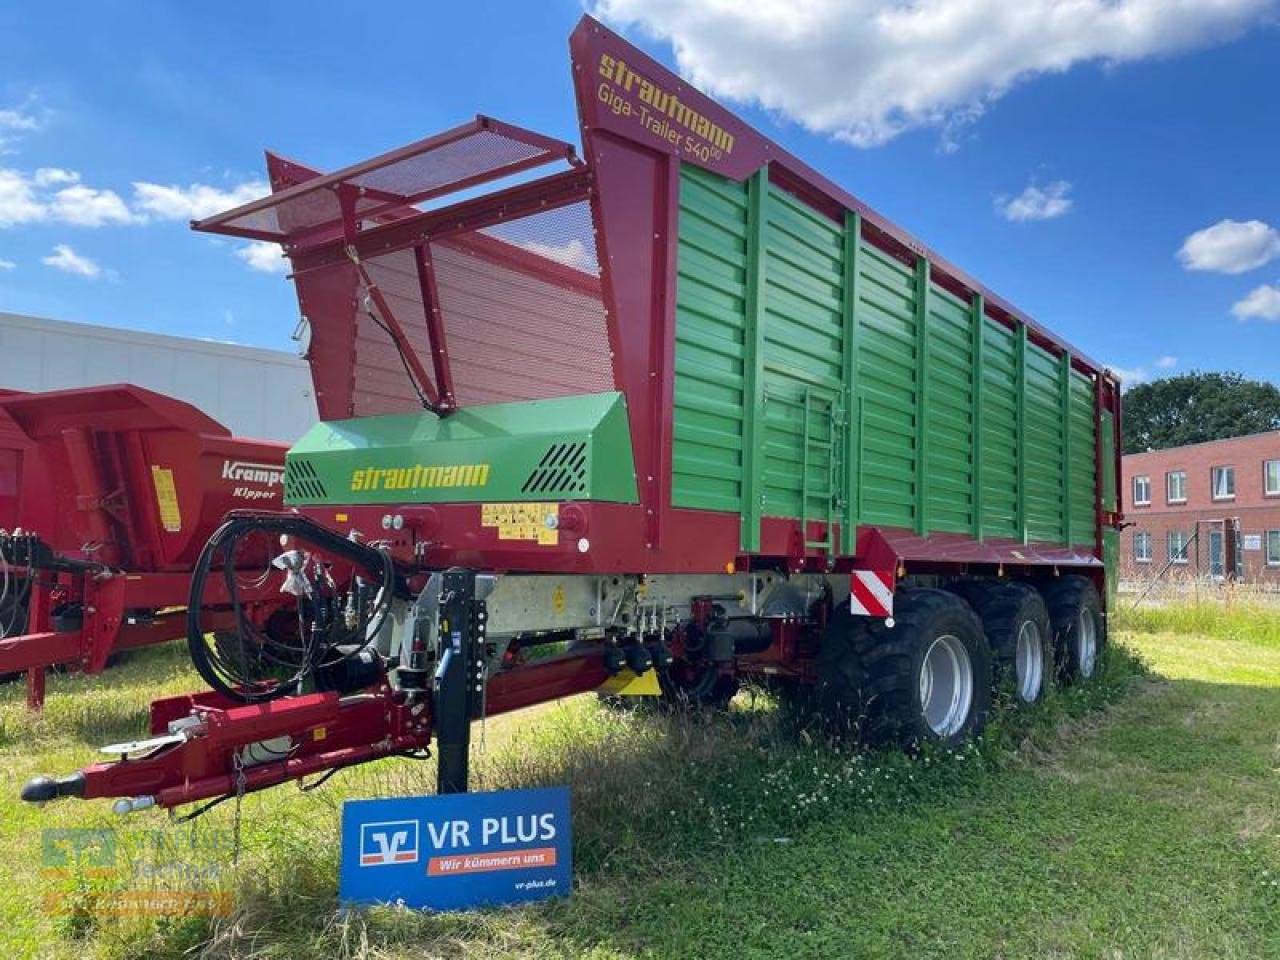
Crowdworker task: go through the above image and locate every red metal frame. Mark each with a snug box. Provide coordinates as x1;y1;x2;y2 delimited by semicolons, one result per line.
0;385;292;708
59;648;610;810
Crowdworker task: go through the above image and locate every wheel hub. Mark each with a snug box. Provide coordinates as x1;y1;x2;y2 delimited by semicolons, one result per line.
1014;620;1044;702
919;634;974;737
1077;610;1098;678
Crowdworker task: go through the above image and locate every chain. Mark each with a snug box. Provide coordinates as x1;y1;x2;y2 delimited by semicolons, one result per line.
231;751;246;866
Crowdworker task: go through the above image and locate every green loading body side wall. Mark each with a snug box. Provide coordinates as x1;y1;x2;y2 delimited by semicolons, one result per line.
283;391;638;506
672;162;1104;556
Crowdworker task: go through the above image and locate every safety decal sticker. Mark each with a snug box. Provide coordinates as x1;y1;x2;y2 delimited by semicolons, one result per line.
150;466;182;533
849;570;894;618
481;503;560;546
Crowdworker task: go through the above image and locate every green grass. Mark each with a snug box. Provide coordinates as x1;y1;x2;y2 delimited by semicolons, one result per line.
1;606;1277;960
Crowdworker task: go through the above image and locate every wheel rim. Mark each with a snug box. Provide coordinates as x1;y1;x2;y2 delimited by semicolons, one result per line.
1077;610;1098;678
919;634;974;737
1014;620;1044;702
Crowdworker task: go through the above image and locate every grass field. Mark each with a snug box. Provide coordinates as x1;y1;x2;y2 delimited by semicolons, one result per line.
1;599;1278;960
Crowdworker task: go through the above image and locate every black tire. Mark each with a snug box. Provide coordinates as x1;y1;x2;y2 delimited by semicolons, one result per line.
0;588;29;683
958;581;1053;704
818;589;992;749
1040;576;1105;683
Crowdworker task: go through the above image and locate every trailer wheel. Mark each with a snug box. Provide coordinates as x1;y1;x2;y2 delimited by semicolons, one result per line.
958;582;1052;704
819;589;992;748
1041;576;1105;683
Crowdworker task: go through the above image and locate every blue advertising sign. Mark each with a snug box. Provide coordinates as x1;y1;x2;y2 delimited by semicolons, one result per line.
339;786;571;911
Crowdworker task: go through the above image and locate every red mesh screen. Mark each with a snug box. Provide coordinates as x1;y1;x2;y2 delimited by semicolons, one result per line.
429;200;613;406
354;248;435;417
349;198;614;415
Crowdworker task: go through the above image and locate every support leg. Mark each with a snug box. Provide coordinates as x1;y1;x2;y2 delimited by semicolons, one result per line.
432;570;487;794
26;667;46;710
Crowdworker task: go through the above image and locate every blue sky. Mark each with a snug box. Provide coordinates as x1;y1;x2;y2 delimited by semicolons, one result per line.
1;1;1278;387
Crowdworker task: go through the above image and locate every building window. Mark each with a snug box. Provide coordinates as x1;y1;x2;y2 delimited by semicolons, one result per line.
1132;475;1151;506
1211;466;1235;501
1268;531;1280;567
1133;532;1152;563
1167;531;1190;564
1266;460;1280;497
1166;470;1187;504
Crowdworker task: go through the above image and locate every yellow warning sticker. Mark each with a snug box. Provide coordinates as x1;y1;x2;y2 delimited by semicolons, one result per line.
151;466;182;533
480;502;559;546
598;668;662;697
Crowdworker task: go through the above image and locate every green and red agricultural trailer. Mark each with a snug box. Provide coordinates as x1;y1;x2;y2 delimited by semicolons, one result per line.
24;16;1122;814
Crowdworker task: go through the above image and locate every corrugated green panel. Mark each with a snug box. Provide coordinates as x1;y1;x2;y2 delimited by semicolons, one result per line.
1067;372;1096;545
855;244;918;529
922;285;974;534
1022;340;1065;543
760;183;843;522
979;319;1018;539
1101;409;1117;512
672;166;749;513
672;162;1100;553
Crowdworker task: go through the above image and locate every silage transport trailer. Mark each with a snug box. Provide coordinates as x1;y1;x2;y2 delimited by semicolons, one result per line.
0;384;291;707
23;16;1122;813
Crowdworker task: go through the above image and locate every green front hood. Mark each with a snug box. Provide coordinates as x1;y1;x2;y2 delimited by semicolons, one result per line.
284;391;638;506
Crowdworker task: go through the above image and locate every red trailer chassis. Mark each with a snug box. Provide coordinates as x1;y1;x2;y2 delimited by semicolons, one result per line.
0;385;290;707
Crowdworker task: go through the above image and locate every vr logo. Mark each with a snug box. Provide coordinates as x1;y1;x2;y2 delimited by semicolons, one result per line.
360;820;419;867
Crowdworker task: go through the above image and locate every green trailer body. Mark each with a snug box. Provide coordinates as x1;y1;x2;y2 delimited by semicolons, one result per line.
672;164;1106;557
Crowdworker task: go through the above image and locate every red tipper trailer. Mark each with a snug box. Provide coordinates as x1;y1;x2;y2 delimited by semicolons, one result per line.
0;384;290;707
25;16;1123;813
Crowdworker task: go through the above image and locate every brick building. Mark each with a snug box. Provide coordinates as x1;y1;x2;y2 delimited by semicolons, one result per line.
1121;430;1280;582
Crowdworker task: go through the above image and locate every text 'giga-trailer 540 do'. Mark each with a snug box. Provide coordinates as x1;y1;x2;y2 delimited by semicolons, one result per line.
24;15;1122;814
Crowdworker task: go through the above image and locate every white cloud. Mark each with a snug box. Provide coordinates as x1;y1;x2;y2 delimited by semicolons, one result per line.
1108;364;1149;387
996;180;1072;222
0;168;136;227
132;180;267;221
518;237;598;272
593;0;1275;147
1177;219;1280;274
49;184;136;226
1108;354;1180;388
1231;283;1280;321
41;243;102;278
235;240;288;274
0;258;14;270
0;105;40;152
33;167;78;187
0;169;46;226
0;109;38;133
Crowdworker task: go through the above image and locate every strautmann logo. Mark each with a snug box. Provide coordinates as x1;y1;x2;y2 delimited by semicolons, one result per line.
350;463;490;492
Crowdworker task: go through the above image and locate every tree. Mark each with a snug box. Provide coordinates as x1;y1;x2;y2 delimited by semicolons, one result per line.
1121;371;1280;454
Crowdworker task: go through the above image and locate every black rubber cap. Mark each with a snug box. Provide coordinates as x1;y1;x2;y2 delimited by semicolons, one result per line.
20;772;85;803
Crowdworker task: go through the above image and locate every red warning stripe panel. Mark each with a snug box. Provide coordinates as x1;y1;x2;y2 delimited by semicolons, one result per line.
849;570;894;618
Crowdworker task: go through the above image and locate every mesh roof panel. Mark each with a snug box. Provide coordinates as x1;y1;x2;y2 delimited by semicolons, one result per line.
195;119;575;243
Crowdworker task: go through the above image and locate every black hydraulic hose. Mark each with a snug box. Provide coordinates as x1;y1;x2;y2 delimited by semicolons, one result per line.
187;511;408;703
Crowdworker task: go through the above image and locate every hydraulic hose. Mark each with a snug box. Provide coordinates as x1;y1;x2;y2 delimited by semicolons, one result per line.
187;511;408;703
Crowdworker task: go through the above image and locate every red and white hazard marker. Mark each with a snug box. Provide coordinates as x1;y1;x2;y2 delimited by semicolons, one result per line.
849;570;895;619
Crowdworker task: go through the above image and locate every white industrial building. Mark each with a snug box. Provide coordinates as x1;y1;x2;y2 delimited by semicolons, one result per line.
0;312;316;443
